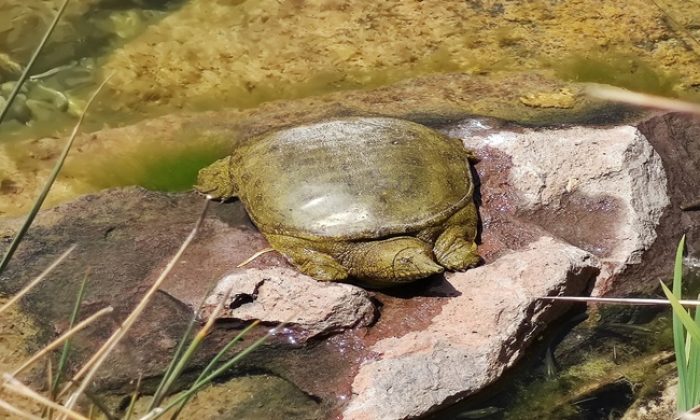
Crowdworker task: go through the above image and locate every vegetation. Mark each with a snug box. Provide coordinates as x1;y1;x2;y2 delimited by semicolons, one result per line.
662;236;700;413
0;1;271;418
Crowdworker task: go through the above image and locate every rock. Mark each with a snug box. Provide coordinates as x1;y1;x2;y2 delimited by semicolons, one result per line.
631;113;700;294
443;118;670;295
2;111;693;418
343;237;597;420
622;377;677;420
0;187;290;392
200;267;376;340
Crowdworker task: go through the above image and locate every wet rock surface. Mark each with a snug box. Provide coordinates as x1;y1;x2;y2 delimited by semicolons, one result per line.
1;111;696;418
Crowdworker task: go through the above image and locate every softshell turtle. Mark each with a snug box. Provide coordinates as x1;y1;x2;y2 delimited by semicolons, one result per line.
195;117;480;288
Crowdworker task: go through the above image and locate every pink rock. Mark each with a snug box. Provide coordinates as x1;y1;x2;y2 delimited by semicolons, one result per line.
343;237;597;419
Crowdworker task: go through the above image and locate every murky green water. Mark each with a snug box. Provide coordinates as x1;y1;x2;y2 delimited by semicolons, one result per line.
63;138;230;192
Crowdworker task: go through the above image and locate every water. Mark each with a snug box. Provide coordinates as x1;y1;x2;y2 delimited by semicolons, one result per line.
3;0;699;216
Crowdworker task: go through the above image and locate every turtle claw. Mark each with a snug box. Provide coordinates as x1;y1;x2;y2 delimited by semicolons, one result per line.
345;236;443;283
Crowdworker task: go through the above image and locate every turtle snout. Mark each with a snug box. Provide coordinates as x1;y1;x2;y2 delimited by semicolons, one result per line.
194;158;237;200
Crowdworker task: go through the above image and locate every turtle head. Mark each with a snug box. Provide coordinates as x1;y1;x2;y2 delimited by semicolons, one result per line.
194;156;238;200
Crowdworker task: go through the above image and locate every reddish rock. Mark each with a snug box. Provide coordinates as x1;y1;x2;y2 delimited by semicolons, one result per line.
344;237;597;420
445;118;670;296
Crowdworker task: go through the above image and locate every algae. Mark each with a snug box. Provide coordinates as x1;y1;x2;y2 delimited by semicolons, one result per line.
60;133;231;192
100;0;700;116
553;53;681;97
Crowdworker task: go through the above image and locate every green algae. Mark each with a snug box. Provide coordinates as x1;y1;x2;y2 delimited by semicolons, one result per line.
187;46;462;113
135;143;228;191
62;135;230;192
553;53;681;97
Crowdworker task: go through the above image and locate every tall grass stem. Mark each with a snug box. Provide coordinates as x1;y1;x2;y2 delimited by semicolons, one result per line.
0;0;71;124
52;269;90;397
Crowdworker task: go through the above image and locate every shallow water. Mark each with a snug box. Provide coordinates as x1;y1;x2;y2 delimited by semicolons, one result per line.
3;0;700;215
3;0;700;419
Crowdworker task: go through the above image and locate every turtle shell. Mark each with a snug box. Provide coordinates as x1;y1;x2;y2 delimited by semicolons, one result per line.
231;117;474;240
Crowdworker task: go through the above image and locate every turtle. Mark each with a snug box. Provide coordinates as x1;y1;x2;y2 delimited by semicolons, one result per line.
195;117;480;288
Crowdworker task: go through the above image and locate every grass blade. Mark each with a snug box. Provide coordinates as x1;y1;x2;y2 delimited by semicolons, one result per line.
2;374;87;420
190;321;261;387
665;281;689;411
83;391;117;420
51;269;90;397
672;235;689;411
148;282;222;410
0;0;71;124
170;320;261;419
148;315;198;410
689;293;700;410
661;237;695;411
585;85;700;115
0;396;43;420
538;296;700;307
12;306;113;377
142;323;283;420
150;287;233;408
235;248;274;268
124;374;142;420
0;72;113;277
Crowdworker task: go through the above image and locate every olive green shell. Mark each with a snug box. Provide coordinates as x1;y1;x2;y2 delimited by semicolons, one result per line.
231;117;474;240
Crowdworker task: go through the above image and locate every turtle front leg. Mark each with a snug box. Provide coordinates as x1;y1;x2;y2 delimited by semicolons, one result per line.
265;234;348;281
433;202;481;270
340;237;444;285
